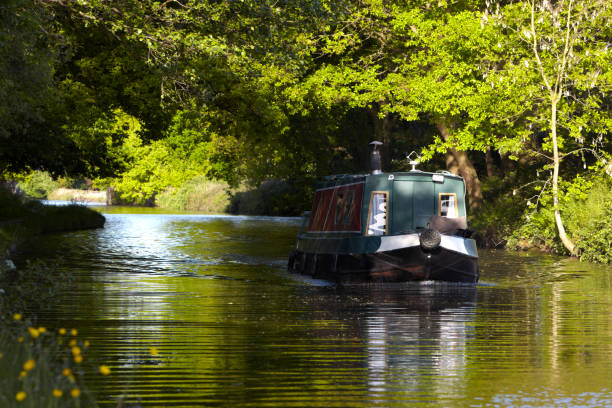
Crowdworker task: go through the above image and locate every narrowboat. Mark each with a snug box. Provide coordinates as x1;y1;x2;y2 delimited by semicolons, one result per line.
287;142;479;283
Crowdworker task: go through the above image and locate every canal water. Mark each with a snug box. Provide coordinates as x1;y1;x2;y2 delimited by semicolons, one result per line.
16;209;612;407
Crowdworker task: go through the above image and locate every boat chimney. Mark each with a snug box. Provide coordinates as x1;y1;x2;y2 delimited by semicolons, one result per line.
369;141;383;174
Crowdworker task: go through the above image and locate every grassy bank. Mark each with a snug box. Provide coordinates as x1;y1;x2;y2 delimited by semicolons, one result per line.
48;188;106;203
471;176;612;263
0;189;108;406
0;262;103;408
0;189;105;259
155;176;230;212
153;176;311;216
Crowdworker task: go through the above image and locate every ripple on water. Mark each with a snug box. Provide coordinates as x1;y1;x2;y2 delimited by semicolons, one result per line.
14;213;612;407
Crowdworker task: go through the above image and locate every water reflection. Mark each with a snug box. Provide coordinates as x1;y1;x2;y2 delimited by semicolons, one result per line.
349;284;476;405
14;212;612;407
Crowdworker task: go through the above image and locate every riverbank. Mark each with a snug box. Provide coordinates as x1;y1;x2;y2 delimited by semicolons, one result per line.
0;189;105;262
48;188;107;203
0;189;107;407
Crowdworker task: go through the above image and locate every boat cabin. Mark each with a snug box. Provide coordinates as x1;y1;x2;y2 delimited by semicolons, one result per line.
305;171;467;237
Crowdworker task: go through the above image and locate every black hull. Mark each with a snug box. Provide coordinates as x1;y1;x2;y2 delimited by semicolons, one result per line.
288;246;478;283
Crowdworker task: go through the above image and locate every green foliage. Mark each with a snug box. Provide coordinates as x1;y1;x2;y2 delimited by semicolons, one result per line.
470;177;527;248
508;175;612;262
564;179;612;263
17;171;59;200
110;108;233;205
0;0;84;175
1;0;610;261
508;201;562;253
156;176;230;213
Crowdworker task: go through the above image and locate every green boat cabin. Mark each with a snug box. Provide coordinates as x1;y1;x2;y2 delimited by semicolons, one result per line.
306;171;467;236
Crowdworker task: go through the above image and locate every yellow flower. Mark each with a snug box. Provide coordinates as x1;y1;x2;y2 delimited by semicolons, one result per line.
74;355;83;364
72;346;81;356
71;388;80;398
53;389;63;398
18;336;24;343
13;313;22;321
150;347;159;356
38;326;46;333
62;368;71;377
69;339;77;347
99;365;111;375
19;370;27;379
59;328;66;335
23;359;35;371
71;329;78;336
28;327;40;339
0;352;3;359
84;340;90;347
16;391;26;402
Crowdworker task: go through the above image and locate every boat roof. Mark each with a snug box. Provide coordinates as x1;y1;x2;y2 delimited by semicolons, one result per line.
316;170;464;189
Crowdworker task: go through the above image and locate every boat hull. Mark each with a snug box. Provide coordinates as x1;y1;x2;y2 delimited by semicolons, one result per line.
288;233;478;283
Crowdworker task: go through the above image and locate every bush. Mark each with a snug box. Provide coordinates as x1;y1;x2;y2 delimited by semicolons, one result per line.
564;180;612;263
470;176;526;248
507;176;612;262
155;176;230;212
506;204;562;253
18;171;58;199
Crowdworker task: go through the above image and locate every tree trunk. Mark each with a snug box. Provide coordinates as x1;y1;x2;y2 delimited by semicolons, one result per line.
550;103;577;255
436;122;483;212
485;147;496;178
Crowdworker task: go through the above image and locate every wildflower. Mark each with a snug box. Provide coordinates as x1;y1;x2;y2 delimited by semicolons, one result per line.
38;327;46;333
84;340;90;347
0;352;3;359
99;365;111;375
69;339;77;347
53;389;63;398
13;313;22;321
74;355;83;364
19;370;27;379
16;391;27;402
59;328;66;335
18;336;24;343
71;388;80;398
28;327;40;339
71;329;78;336
72;346;81;356
62;368;72;377
150;347;159;356
23;359;35;371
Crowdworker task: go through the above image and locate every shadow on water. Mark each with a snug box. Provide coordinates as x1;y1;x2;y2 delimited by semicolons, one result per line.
12;211;612;407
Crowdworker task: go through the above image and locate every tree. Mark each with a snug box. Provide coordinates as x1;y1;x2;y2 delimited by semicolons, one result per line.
295;1;493;209
0;0;83;175
482;0;611;254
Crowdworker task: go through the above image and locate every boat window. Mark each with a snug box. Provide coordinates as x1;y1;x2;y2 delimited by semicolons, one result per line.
367;192;388;235
335;190;355;225
439;193;458;218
